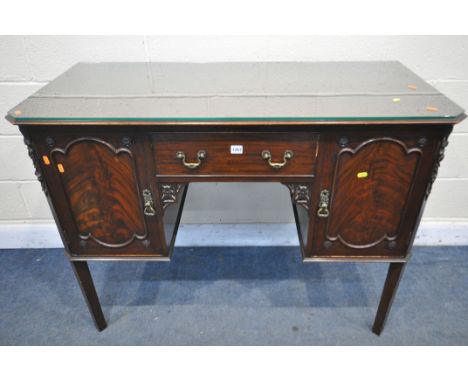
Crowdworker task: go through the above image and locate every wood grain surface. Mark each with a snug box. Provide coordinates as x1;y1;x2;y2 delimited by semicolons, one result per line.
327;138;421;248
153;132;319;177
52;138;146;247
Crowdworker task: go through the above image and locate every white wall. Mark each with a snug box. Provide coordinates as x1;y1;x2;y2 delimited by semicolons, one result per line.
1;36;467;232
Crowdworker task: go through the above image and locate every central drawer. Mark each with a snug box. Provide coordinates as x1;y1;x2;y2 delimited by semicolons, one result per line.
152;132;319;177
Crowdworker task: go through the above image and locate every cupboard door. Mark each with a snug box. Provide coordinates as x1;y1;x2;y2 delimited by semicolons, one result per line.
36;133;165;257
311;133;442;259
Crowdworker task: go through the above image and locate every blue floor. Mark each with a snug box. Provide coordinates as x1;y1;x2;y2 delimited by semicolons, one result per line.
0;246;467;345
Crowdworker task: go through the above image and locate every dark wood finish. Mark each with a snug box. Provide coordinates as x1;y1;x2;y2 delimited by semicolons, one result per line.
307;127;450;260
291;200;310;259
16;123;455;334
27;130;166;258
153;132;318;177
162;184;189;257
8;61;464;336
372;262;406;335
328;138;421;248
70;260;107;331
51;138;146;248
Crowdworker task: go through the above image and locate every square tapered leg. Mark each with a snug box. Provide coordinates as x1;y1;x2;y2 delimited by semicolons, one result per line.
70;260;107;331
372;262;406;335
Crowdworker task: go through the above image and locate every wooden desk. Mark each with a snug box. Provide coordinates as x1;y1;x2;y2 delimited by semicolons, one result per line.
6;62;465;335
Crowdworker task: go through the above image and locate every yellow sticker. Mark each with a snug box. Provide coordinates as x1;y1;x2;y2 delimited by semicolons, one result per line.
42;155;50;165
392;98;401;103
357;171;368;178
57;163;65;173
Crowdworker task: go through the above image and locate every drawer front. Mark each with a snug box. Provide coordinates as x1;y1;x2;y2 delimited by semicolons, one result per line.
153;132;319;176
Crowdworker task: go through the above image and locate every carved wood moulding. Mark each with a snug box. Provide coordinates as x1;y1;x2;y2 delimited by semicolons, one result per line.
425;135;449;199
285;183;311;211
160;184;184;211
21;133;49;196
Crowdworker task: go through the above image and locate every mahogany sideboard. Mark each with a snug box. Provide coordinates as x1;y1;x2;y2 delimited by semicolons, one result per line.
6;62;465;335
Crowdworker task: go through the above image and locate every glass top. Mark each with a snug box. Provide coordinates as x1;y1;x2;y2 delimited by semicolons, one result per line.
6;62;465;124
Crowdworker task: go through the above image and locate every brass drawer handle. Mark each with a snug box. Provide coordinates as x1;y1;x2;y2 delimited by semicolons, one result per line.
176;150;206;169
317;189;330;218
142;189;156;216
261;150;294;169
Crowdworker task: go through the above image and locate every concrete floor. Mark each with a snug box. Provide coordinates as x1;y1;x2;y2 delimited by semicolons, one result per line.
1;246;467;345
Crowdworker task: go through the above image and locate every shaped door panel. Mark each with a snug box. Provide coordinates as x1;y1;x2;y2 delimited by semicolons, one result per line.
327;138;421;248
52;138;146;248
31;132;165;257
310;132;443;259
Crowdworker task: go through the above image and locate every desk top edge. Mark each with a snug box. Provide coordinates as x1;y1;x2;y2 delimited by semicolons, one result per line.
6;61;466;126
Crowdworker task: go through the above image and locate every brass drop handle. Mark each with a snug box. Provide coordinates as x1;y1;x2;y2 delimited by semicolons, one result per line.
261;150;294;169
317;189;330;218
176;150;206;169
142;189;156;216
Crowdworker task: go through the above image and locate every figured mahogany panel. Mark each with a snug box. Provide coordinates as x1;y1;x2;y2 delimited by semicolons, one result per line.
327;138;421;248
51;138;147;247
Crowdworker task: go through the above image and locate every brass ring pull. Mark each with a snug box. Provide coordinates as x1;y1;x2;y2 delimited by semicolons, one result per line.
176;150;206;169
261;150;294;169
317;189;330;218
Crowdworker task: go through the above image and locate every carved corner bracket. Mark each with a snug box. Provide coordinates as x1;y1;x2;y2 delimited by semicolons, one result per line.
160;184;184;211
425;135;449;199
284;183;311;211
21;131;49;196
